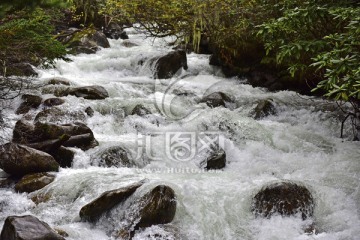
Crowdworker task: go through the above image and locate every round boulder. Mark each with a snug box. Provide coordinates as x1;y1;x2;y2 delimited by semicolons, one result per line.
251;181;314;220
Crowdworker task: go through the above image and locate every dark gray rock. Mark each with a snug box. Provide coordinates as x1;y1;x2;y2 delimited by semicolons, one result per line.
154;50;188;79
0;143;59;177
85;106;95;117
0;215;64;240
93;146;134;168
2;63;38;77
131;104;151;117
68;85;109;99
47;78;70;86
204;149;226;170
252;99;276;119
80;181;144;222
252;181;314;220
135;185;177;229
200;92;233;108
43;98;65;107
14;172;55;193
15;94;42;115
12;119;37;144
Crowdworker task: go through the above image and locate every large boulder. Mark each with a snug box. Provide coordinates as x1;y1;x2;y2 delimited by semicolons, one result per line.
135;185;177;229
200;92;233;108
252;181;314;220
0;143;59;177
51;146;75;168
68;86;109;100
15;94;42;115
0;215;64;240
80;181;144;222
153;50;188;79
14;172;55;193
252;99;276;120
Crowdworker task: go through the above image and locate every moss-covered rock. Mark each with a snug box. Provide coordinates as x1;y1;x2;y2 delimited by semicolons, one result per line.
14;172;55;193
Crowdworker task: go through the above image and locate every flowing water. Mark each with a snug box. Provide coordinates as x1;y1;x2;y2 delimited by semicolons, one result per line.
1;28;360;240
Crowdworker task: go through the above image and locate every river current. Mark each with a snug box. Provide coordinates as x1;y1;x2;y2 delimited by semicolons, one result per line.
1;28;359;240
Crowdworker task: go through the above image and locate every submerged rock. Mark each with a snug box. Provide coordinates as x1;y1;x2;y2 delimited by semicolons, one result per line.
131;104;151;117
153;50;188;79
68;85;109;99
85;106;95;117
80;181;144;222
252;99;276;119
92;146;134;168
47;78;70;86
15;94;42;115
43;98;65;107
0;215;64;240
14;172;55;193
0;143;59;177
252;181;314;220
200;92;233;108
203;149;226;170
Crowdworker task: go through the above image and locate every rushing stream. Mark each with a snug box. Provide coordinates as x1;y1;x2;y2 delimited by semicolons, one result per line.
1;28;360;240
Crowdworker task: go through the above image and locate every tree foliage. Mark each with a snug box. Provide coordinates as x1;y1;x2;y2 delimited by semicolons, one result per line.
0;9;67;71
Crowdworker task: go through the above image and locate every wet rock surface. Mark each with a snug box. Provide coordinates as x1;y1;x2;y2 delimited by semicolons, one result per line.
0;215;64;240
15;94;42;115
0;143;59;177
68;85;109;99
43;98;65;107
200;92;233;108
80;181;144;222
203;149;226;170
153;50;188;79
14;172;55;193
135;185;177;229
252;181;314;220
252;99;276;119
